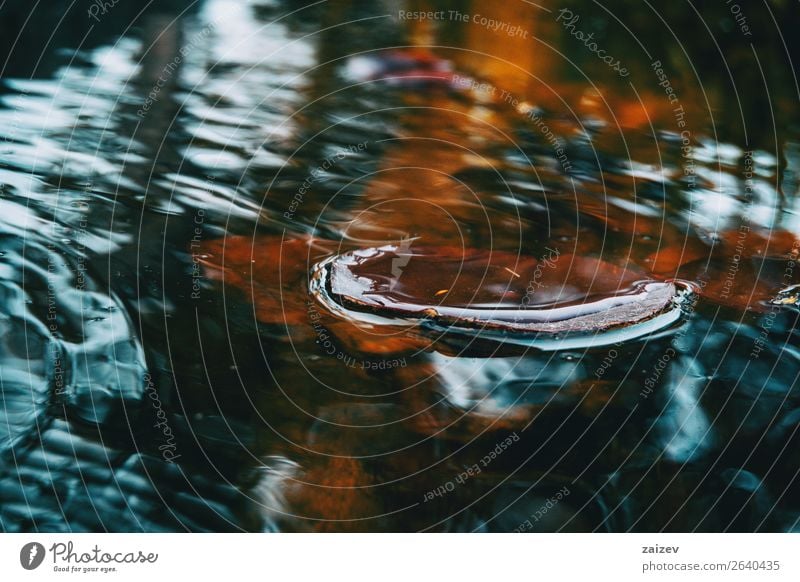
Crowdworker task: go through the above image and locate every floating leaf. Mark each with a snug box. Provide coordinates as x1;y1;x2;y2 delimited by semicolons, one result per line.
311;245;684;352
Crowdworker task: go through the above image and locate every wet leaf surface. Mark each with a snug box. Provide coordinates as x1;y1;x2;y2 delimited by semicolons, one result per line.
2;0;800;533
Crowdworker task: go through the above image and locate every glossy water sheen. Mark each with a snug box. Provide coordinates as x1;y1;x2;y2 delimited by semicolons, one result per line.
0;0;799;532
311;245;684;349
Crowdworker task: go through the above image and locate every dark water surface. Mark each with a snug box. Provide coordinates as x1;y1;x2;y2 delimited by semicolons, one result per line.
1;0;800;532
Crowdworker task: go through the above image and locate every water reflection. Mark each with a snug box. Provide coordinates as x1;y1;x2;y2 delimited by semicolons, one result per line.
0;0;798;532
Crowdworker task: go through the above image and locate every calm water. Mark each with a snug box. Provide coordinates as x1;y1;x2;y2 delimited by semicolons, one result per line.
1;0;799;532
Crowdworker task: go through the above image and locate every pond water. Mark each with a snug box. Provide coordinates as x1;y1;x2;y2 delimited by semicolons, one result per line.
0;0;799;532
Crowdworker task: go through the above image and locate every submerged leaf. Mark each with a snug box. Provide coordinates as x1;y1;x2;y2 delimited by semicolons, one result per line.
312;245;683;352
